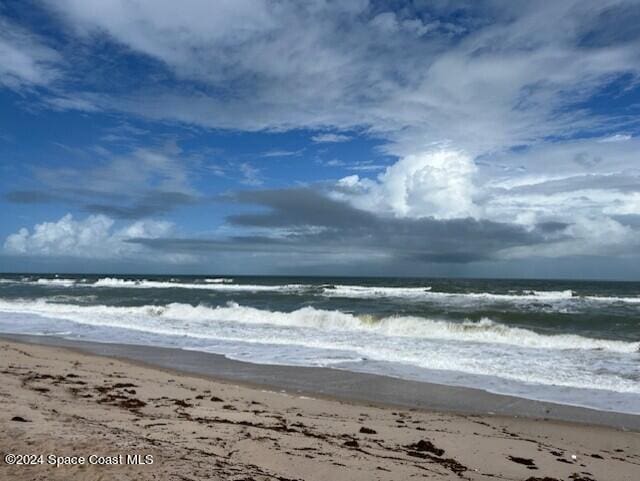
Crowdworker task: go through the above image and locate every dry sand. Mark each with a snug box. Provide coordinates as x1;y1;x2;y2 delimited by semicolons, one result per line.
1;339;638;481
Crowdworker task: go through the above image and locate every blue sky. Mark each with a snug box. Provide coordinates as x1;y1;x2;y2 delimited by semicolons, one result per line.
1;0;640;279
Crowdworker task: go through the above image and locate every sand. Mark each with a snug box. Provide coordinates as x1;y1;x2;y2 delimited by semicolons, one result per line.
1;338;638;481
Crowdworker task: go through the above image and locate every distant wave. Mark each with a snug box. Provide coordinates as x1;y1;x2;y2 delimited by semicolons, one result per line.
321;285;577;301
1;277;298;292
92;277;304;292
35;278;78;287
321;286;640;304
0;278;80;287
0;298;637;354
1;277;640;304
584;295;640;304
320;285;433;298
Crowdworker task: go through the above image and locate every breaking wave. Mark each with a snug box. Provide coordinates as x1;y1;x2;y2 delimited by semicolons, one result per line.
0;298;637;354
90;278;304;292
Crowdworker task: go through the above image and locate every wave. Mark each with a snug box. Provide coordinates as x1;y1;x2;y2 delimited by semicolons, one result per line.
0;278;81;287
320;285;433;298
319;286;640;304
585;295;640;304
320;285;578;301
91;277;304;292
0;298;637;354
35;278;78;287
2;277;639;304
524;289;574;299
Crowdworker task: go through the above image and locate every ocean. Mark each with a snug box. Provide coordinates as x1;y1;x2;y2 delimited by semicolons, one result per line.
0;274;638;414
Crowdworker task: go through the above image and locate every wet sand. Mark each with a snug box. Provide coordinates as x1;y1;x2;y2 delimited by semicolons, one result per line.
5;333;640;430
1;336;639;480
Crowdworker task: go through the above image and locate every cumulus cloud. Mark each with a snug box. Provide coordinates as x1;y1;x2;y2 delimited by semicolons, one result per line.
333;150;477;219
323;142;640;258
3;213;187;261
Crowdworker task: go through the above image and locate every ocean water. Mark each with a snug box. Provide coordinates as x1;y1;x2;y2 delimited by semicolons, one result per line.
0;274;638;413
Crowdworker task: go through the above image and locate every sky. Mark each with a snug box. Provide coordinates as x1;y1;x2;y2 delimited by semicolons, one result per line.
1;0;640;279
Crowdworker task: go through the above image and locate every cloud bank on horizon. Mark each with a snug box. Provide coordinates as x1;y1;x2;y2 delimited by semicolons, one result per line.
1;0;640;278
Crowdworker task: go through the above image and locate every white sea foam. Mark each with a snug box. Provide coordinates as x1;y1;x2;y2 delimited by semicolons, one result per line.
1;298;639;398
322;285;576;301
321;285;433;298
91;277;303;292
526;289;574;299
322;286;640;304
35;278;78;287
0;298;636;354
585;295;640;304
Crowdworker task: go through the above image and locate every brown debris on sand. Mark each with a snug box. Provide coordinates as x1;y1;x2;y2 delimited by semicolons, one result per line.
405;439;445;456
10;416;30;422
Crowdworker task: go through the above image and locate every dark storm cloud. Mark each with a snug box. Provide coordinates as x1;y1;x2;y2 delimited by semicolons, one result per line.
224;189;378;228
5;188;198;219
83;191;197;219
612;214;640;228
536;221;570;234
132;188;556;264
5;190;62;203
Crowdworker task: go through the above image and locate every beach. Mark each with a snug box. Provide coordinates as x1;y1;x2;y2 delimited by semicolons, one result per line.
4;2;640;479
1;337;638;481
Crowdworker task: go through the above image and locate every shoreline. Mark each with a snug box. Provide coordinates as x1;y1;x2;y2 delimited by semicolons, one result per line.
1;336;639;480
2;333;639;431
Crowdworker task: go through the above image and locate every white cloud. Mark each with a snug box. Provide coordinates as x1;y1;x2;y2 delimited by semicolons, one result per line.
369;11;441;37
311;133;351;143
330;139;640;258
0;17;61;89
239;163;263;186
261;149;304;158
3;214;185;261
44;95;100;112
334;149;477;219
598;133;632;142
38;1;640;158
34;145;195;196
503;216;640;259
